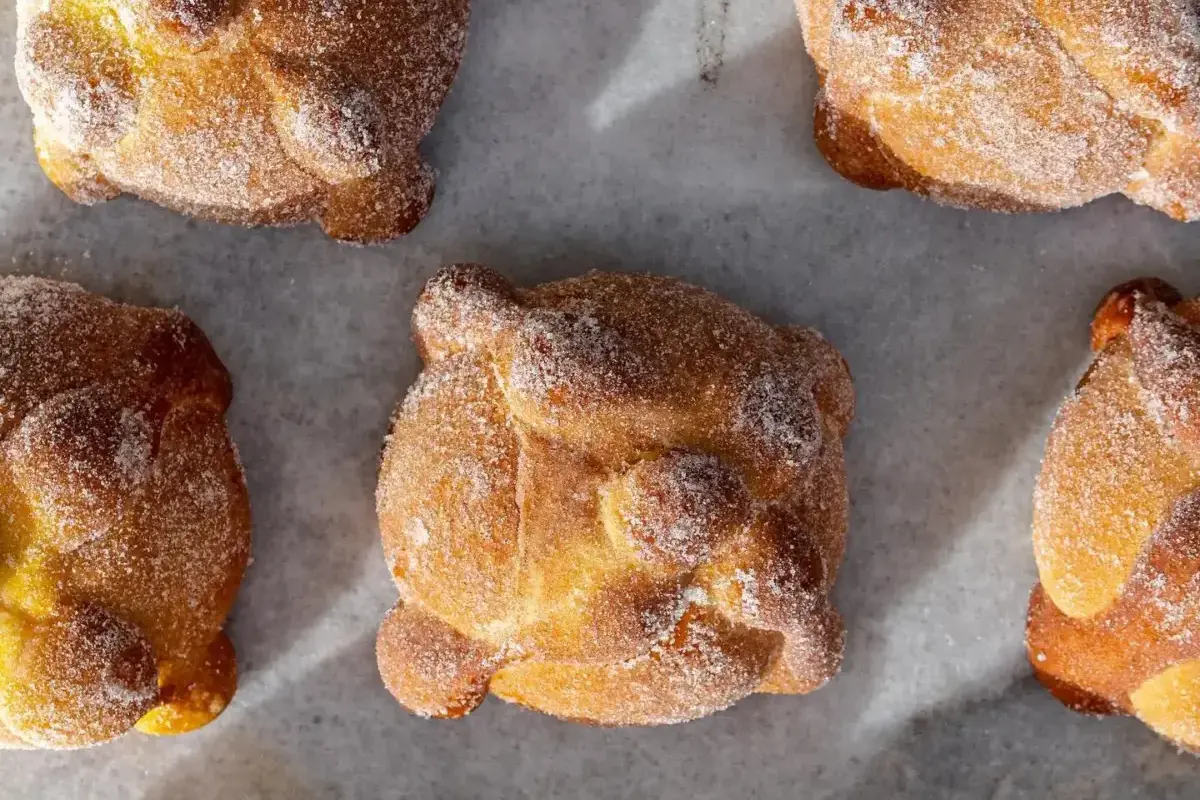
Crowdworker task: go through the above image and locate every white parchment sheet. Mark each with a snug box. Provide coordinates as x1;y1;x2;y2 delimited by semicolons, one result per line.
2;0;1200;797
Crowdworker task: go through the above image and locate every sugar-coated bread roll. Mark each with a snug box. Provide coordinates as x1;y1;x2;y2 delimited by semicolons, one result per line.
797;0;1200;220
0;276;250;749
376;264;854;725
14;0;469;242
1028;277;1200;750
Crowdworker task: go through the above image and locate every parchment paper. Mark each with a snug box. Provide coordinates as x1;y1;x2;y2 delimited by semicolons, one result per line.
2;0;1200;797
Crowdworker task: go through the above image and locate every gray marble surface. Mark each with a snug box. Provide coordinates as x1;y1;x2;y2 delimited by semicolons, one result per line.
2;0;1200;797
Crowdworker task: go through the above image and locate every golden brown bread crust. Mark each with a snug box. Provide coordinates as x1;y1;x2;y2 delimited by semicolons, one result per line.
0;276;250;749
1027;278;1200;750
376;264;854;726
14;0;469;243
797;0;1200;219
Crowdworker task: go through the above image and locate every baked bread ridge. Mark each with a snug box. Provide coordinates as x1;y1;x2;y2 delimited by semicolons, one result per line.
1027;277;1200;750
0;275;251;749
376;264;855;726
797;0;1200;220
14;0;470;243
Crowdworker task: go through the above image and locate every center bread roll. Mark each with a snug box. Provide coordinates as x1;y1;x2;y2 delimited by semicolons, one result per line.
375;264;855;725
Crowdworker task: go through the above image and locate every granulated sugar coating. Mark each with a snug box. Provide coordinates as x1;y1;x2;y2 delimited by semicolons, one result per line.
797;0;1200;220
0;276;251;749
1028;278;1200;753
376;264;855;726
13;0;470;243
